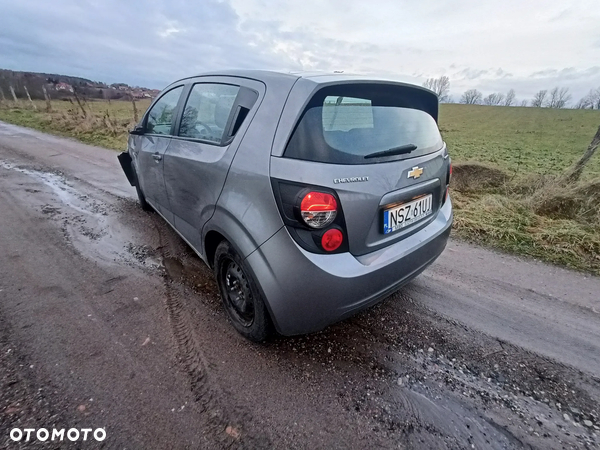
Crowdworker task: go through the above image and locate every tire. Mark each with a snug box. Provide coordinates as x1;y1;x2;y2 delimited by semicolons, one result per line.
132;167;152;212
214;240;271;342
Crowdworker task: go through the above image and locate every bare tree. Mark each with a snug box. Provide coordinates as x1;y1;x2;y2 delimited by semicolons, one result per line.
576;88;600;109
23;85;36;110
42;85;52;112
562;125;600;184
9;85;18;103
460;89;482;105
130;94;139;123
483;93;505;106
547;87;571;108
520;99;528;107
422;76;451;103
531;90;547;107
72;88;87;118
575;96;593;109
504;89;516;106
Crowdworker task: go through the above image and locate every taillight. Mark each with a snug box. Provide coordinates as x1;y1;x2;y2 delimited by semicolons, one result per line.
321;229;343;251
300;192;337;228
271;179;348;254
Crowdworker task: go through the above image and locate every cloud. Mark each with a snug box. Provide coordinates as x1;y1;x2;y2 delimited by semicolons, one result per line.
0;0;598;104
0;0;287;87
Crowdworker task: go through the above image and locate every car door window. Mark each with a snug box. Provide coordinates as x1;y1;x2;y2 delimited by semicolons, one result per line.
178;84;240;144
146;86;183;135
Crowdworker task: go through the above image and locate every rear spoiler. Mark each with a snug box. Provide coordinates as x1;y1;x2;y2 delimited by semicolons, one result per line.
117;152;136;186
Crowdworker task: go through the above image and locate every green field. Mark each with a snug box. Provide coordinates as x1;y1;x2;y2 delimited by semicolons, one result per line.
0;99;599;273
440;104;600;180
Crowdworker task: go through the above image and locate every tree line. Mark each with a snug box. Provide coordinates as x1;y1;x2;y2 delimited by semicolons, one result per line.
423;76;600;109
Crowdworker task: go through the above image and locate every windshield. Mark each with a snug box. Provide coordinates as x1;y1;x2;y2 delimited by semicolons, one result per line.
284;84;442;164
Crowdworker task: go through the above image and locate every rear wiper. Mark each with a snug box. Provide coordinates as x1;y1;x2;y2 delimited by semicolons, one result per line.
364;144;417;159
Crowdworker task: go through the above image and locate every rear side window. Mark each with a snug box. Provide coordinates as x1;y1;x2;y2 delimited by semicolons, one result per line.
178;83;240;144
284;84;442;164
146;86;183;135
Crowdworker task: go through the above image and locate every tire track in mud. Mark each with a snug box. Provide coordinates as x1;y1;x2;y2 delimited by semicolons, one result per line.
150;215;272;449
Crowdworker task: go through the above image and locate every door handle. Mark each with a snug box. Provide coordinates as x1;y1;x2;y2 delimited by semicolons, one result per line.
152;153;162;162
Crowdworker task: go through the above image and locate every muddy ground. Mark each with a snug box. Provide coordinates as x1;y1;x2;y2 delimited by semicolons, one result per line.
0;121;599;449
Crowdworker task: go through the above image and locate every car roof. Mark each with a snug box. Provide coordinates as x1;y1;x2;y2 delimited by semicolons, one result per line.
177;69;432;92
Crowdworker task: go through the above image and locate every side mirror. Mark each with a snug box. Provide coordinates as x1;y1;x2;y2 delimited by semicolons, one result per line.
130;125;144;135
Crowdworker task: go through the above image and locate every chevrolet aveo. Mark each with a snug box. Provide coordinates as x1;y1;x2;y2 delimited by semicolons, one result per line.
118;70;453;341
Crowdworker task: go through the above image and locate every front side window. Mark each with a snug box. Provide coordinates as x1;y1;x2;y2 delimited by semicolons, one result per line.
285;84;442;164
178;83;240;144
146;86;183;135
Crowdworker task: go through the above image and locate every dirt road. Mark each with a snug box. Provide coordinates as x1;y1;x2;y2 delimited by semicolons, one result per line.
0;121;598;449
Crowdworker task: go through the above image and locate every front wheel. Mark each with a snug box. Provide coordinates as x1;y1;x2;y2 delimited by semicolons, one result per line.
214;241;271;342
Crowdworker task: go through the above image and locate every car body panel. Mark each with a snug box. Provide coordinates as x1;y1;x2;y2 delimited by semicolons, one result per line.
163;76;267;253
130;133;173;221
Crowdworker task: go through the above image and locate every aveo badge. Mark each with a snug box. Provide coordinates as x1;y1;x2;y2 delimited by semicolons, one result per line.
407;166;424;179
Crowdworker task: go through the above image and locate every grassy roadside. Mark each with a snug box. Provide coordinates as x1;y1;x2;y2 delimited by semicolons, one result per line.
440;104;600;275
0;98;150;150
450;168;600;274
0;99;599;274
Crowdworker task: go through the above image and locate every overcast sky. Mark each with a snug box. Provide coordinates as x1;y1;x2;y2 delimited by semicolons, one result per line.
1;0;599;103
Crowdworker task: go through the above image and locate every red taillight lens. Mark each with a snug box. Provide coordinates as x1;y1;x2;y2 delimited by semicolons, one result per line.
321;229;343;252
300;192;337;228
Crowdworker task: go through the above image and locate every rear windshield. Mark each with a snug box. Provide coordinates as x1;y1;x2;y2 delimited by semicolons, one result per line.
284;84;442;164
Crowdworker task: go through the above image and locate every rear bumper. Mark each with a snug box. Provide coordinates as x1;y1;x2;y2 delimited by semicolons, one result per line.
246;198;453;335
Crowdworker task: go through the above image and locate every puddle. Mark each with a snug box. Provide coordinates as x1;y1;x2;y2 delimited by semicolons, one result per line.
0;160;159;269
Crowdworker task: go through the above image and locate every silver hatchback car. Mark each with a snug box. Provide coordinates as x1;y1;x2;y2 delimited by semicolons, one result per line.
118;70;453;341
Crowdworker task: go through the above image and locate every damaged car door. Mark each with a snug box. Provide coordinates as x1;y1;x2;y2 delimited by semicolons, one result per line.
131;85;184;222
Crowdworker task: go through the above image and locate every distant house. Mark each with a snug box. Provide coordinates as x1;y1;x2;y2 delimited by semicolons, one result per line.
55;82;74;93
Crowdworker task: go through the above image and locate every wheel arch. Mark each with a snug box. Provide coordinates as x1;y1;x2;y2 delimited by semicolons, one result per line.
204;230;226;269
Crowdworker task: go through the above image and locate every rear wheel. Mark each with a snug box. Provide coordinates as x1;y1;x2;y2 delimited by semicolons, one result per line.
214;241;271;342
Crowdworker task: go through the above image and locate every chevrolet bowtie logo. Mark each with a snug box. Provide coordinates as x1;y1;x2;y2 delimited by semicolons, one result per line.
407;166;424;179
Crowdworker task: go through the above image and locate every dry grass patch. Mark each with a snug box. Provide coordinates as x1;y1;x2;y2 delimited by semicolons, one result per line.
451;162;508;192
531;180;600;223
0;99;150;150
452;163;600;274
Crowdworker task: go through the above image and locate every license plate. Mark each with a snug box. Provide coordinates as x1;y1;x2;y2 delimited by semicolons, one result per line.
383;194;433;234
